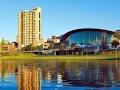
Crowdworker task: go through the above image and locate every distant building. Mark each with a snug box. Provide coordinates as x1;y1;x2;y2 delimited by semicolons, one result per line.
43;36;60;50
61;28;120;48
48;28;120;55
0;42;18;54
43;42;50;50
51;36;60;43
116;30;120;34
18;7;42;50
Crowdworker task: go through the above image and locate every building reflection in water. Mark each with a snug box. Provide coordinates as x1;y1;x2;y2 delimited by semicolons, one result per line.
16;65;41;90
41;60;120;87
0;60;120;89
0;60;42;90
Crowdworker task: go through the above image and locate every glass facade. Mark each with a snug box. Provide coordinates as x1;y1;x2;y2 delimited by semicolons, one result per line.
66;31;113;46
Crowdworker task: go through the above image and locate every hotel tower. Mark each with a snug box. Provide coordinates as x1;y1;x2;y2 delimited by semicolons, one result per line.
18;7;42;49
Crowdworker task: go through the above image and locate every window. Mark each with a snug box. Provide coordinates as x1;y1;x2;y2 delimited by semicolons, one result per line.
39;20;40;32
39;12;40;18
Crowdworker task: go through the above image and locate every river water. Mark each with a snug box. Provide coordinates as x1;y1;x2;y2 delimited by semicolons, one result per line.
0;59;120;90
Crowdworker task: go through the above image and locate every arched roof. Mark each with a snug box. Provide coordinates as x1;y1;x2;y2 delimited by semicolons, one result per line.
60;28;116;42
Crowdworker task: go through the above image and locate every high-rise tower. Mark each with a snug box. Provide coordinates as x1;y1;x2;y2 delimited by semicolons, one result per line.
18;7;42;49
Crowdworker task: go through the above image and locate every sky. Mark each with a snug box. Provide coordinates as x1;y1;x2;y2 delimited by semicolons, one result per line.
0;0;120;41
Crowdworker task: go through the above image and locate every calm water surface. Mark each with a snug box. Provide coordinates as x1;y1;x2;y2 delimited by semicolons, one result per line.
0;59;120;90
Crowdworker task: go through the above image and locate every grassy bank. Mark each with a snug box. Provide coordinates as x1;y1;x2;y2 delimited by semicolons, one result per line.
0;53;120;60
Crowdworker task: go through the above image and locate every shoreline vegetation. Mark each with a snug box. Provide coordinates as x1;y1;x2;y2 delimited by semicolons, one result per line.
0;53;120;60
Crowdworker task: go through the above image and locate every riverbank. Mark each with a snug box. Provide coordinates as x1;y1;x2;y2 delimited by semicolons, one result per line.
0;53;119;60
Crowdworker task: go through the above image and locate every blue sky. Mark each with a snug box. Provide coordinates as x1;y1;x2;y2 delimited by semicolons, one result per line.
0;0;120;41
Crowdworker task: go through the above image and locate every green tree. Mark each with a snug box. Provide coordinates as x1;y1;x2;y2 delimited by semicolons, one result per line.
34;44;43;51
112;39;119;48
1;38;5;45
21;44;32;51
0;38;6;53
60;43;66;50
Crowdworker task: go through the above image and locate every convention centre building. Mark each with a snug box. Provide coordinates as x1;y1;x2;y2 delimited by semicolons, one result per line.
60;28;120;47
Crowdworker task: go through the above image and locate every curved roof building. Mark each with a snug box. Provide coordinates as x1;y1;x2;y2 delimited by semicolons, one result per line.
60;28;118;46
